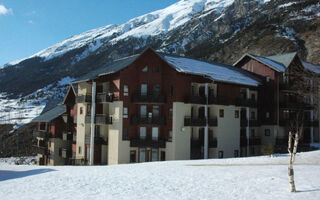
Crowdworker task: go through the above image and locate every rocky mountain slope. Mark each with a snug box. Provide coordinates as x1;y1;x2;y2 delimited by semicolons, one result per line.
0;0;319;126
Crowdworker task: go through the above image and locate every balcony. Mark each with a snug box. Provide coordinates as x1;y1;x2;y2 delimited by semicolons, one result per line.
34;146;48;155
131;115;166;125
184;95;206;104
249;137;261;146
34;131;49;139
276;136;288;145
235;98;257;107
62;148;72;158
184;117;218;127
130;139;166;148
76;95;92;103
190;137;217;148
96;93;113;103
85;115;112;124
279;101;313;110
240;118;248;127
240;136;247;147
249;120;260;127
131;93;166;104
85;136;108;145
280;119;319;127
62;132;73;141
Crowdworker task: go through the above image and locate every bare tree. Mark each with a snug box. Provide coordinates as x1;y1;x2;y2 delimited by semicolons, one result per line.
283;60;319;192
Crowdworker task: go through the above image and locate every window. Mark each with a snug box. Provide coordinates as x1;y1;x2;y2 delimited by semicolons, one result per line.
266;76;270;82
140;105;147;118
140;127;146;139
139;148;146;162
266;112;270;118
80;107;83;115
169;108;173;120
130;151;136;163
78;146;81;154
251;93;256;100
169;86;174;97
250;111;255;120
265;129;271;136
87;105;91;115
234;150;239;157
96;84;103;93
95;125;101;137
153;84;160;95
219;109;224;118
168;131;172;141
124;85;129;96
123;107;128;118
142;66;148;72
251;129;255;137
152;127;159;141
123;129;128;140
152;106;159;117
141;84;148;96
59;148;62;157
152;149;158;161
235;110;239;118
218;151;224;158
39;122;47;131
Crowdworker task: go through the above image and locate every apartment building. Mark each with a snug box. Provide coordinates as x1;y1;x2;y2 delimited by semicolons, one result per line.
33;48;320;165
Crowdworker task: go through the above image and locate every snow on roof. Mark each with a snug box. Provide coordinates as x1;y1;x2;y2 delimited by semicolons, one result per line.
32;104;66;122
160;54;260;86
250;54;286;72
302;61;320;74
266;52;297;68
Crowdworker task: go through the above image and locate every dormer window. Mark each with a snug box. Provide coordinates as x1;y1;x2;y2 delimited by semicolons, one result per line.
142;66;148;72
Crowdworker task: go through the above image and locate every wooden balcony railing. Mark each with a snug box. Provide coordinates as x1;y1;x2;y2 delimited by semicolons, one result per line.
62;132;73;141
76;95;92;103
96;93;113;103
131;93;166;104
190;138;217;148
131;115;166;125
34;131;49;139
85;115;112;124
85;136;108;145
235;98;257;107
184;117;218;127
130;139;166;148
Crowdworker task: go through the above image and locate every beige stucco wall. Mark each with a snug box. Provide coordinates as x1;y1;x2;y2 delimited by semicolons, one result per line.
48;138;68;166
167;102;191;160
108;101;130;165
212;105;240;158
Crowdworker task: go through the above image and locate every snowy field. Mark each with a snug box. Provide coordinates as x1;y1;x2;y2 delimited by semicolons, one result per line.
0;151;320;200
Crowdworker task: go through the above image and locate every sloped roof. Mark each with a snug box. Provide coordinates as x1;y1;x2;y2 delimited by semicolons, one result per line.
157;53;260;86
302;61;320;74
73;54;140;83
72;48;260;87
249;54;286;72
266;52;297;68
32;104;66;122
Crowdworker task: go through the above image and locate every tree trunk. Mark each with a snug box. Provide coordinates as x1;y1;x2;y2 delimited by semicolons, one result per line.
288;131;300;192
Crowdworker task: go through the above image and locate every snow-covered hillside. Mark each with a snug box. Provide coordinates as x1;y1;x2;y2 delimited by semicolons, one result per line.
0;151;320;200
0;77;74;127
6;0;237;65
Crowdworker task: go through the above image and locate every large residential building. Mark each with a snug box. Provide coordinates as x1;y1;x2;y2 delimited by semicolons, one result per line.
33;48;320;165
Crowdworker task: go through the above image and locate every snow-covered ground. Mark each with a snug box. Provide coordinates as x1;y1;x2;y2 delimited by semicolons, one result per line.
0;151;319;200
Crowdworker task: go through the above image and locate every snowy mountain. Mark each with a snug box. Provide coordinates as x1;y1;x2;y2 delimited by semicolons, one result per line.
0;0;319;126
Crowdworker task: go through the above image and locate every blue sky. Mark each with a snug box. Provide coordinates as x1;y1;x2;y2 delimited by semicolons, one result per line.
0;0;178;66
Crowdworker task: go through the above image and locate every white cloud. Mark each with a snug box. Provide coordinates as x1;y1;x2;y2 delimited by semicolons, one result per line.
28;20;34;24
0;4;13;15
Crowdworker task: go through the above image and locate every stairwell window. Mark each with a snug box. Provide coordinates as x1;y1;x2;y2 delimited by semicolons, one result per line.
78;146;81;154
123;107;128;119
80;107;83;115
235;110;239;118
219;109;224;118
124;85;129;96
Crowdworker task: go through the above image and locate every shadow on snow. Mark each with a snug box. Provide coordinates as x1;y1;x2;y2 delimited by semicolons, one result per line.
0;168;55;181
